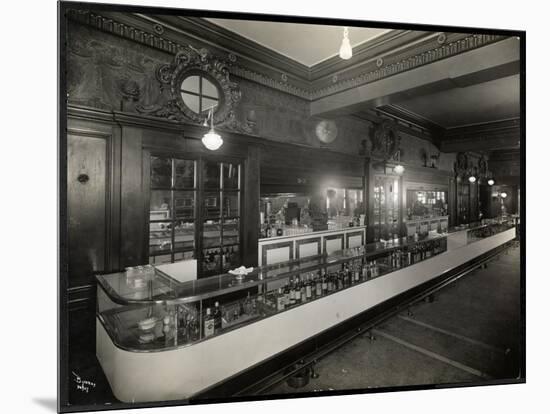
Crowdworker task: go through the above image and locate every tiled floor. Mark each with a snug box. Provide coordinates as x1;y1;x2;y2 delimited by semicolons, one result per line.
264;242;522;395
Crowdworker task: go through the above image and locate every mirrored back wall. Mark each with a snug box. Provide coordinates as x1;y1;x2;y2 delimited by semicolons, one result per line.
403;181;450;221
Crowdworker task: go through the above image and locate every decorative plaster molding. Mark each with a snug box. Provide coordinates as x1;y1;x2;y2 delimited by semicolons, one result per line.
136;44;253;134
308;33;505;100
66;9;507;102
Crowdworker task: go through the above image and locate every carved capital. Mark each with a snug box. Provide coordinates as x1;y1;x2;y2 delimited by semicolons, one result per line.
369;120;401;160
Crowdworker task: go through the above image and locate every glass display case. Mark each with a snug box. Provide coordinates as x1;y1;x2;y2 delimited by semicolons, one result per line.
97;234;448;352
466;218;516;244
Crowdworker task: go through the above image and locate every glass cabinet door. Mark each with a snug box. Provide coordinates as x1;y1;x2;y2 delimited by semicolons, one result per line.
149;157;197;264
148;156;242;275
200;161;242;276
373;175;401;241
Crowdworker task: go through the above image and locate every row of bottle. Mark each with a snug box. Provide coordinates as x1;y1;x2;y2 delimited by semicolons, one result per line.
202;246;239;272
387;240;446;269
203;301;223;337
203;292;258;337
273;261;380;311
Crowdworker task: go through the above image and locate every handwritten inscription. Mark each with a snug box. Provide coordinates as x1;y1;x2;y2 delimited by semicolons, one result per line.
72;371;96;393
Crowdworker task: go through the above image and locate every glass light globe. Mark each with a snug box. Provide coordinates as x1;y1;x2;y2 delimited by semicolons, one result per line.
393;164;405;175
487;179;495;186
339;37;352;60
202;129;223;150
468;176;476;183
500;192;508;198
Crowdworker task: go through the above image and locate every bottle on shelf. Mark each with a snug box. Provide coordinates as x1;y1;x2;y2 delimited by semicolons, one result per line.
315;271;323;297
245;292;252;314
337;271;344;290
277;288;286;311
288;279;296;305
300;277;307;302
221;248;227;269
203;308;215;338
329;273;335;292
283;282;290;306
213;301;222;331
305;274;312;300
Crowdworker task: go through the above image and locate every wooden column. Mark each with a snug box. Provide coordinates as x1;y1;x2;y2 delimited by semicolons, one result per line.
242;145;260;267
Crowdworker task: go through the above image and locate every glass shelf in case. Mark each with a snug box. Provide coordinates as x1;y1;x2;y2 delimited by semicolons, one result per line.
97;234;449;352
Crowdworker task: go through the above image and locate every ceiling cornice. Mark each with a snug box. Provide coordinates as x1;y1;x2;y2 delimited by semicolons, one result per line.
439;118;520;152
66;9;508;103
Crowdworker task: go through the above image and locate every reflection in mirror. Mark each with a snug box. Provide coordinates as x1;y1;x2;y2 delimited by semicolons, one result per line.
406;190;447;220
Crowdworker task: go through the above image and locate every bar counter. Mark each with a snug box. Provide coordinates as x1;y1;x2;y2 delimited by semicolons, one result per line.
96;221;516;403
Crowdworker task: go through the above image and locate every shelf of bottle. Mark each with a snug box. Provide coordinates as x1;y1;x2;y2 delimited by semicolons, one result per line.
98;235;448;353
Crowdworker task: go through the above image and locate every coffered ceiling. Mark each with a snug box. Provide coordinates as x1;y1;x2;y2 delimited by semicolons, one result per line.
205;18;389;67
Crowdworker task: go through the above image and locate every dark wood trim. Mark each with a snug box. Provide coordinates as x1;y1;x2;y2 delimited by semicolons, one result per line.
243;146;260;267
67;284;96;311
295;237;322;259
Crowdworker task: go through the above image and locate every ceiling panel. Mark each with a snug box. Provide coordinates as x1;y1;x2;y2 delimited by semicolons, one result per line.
206;18;388;67
394;74;520;128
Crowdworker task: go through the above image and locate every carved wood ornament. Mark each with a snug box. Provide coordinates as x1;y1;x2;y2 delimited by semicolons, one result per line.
137;45;252;133
369;120;401;160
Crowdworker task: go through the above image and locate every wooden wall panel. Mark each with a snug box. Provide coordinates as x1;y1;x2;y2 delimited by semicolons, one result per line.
67;132;108;288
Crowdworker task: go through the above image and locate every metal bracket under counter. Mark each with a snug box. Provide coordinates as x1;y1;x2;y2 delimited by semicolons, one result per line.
258;226;366;267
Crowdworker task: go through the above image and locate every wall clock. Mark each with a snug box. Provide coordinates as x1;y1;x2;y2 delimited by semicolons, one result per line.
315;119;338;144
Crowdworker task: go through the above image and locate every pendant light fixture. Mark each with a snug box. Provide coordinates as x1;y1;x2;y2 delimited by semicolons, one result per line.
202;107;223;151
339;27;352;60
393;150;405;175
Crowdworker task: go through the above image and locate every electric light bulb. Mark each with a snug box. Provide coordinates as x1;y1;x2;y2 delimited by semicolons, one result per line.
202;130;223;150
339;28;352;60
